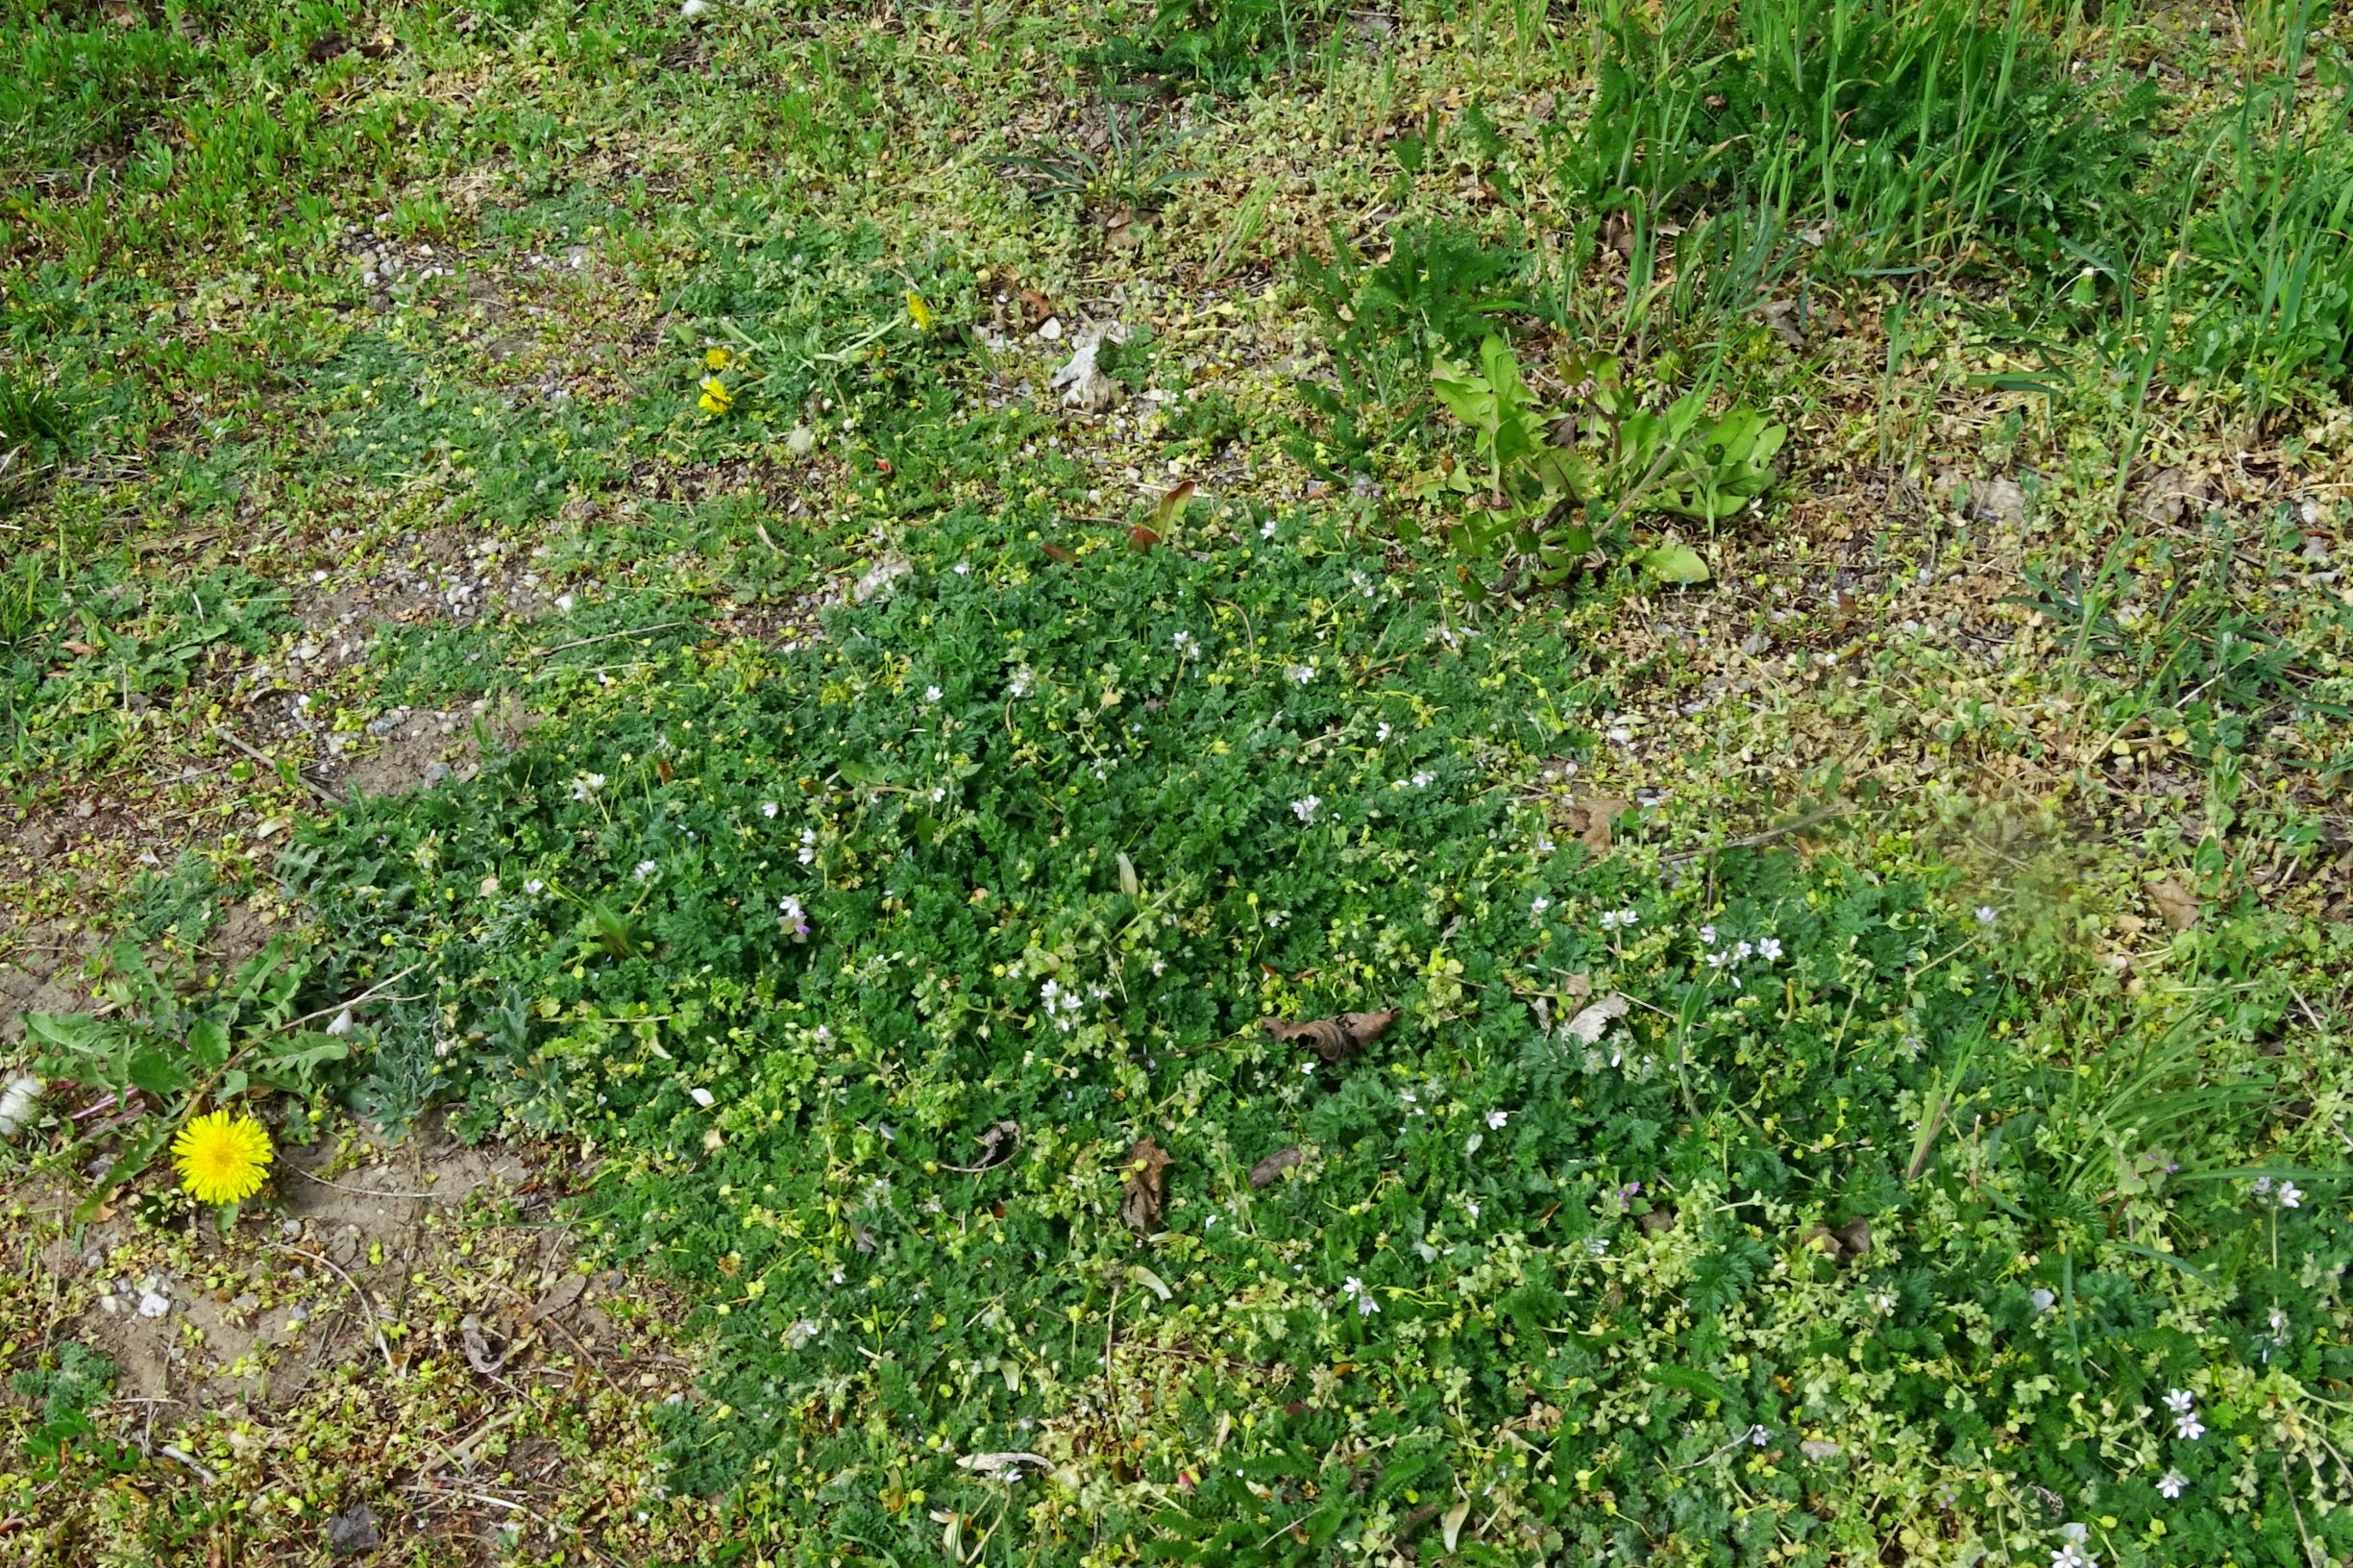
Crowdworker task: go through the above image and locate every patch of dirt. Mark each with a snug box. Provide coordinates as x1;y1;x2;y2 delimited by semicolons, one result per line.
336;693;538;799
7;1111;713;1560
0;919;98;1046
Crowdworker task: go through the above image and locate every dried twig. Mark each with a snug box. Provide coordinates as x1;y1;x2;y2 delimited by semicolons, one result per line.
209;725;341;806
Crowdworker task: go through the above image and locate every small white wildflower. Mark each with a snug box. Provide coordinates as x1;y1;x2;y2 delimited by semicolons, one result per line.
690;1087;715;1109
924;685;943;702
954;561;972;576
1340;1276;1379;1316
1410;770;1434;788
1975;905;1997;925
2030;1287;2056;1313
930;786;946;802
1291;796;1320;823
1700;923;1718;945
798;828;818;864
1485;1110;1509;1130
2174;1414;2205;1441
1375;722;1391;742
2277;1181;2303;1209
1532;896;1551;917
525;878;545;894
1756;936;1783;962
1261;519;1278;538
1009;671;1032;698
2164;1388;2194;1414
2157;1468;2186;1500
2252;1176;2273;1196
571;772;605;801
761;800;778;818
2059;1523;2089;1545
1463;1198;1480;1220
1288;663;1314;684
2049;1545;2092;1568
633;859;658;881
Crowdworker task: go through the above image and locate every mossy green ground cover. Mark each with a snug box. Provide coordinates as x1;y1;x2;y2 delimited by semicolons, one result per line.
3;2;2350;1564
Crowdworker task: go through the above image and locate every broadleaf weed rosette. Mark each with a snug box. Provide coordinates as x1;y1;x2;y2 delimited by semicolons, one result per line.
171;1110;274;1206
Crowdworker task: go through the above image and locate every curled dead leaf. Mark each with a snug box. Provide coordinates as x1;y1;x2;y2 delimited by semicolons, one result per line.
459;1313;508;1375
2146;877;2200;931
1557;795;1630;854
1247;1146;1302;1188
1261;1008;1397;1065
1119;1137;1172;1235
943;1118;1021;1174
1561;993;1629;1044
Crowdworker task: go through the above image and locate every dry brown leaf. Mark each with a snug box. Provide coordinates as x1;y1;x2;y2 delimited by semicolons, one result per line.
529;1273;586;1322
61;640;100;657
1261;1008;1398;1064
1802;1217;1874;1268
1558;795;1630;854
1120;1137;1172;1234
2147;878;2200;931
1247;1146;1303;1188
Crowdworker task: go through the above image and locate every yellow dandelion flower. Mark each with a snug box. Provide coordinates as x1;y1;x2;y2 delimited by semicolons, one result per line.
703;346;732;371
905;289;935;331
172;1110;273;1206
699;377;733;414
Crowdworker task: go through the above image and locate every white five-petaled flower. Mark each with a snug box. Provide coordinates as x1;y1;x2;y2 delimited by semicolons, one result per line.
1340;1276;1379;1316
924;685;943;702
2277;1181;2303;1209
1756;937;1783;962
1261;519;1279;539
1485;1110;1509;1130
1291;796;1320;823
1700;923;1718;945
2174;1414;2206;1441
1410;770;1434;788
2050;1543;2095;1568
954;561;971;576
2157;1468;2186;1500
633;859;658;881
1600;908;1638;931
1532;896;1551;917
1288;663;1314;684
778;895;809;937
1375;722;1391;742
1009;670;1032;698
524;878;545;894
761;800;778;818
798;828;817;864
1974;905;1998;925
571;772;605;800
2164;1388;2194;1414
1172;629;1197;654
